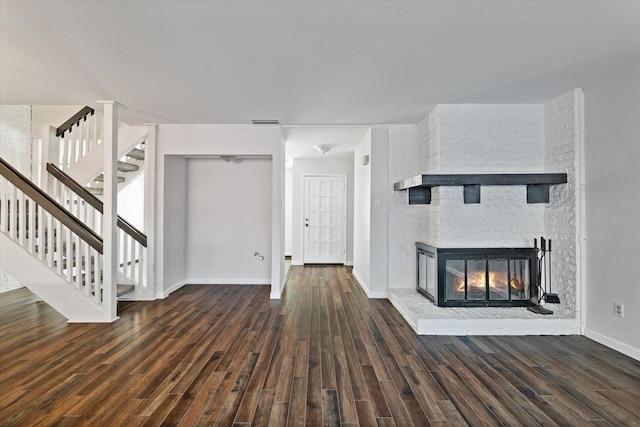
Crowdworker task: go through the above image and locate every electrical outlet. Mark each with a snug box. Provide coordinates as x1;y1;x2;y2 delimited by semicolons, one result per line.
614;302;624;318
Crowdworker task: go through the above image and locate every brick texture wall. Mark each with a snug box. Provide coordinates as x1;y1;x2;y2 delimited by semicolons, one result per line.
420;104;546;248
544;91;579;318
0;105;32;292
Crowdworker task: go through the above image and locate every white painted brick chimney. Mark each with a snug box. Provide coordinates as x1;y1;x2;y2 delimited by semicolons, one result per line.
388;92;581;320
417;104;546;248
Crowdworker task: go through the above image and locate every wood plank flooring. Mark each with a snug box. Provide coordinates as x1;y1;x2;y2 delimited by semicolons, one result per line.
1;265;639;426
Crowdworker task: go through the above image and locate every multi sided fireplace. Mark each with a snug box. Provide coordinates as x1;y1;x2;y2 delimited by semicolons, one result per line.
416;242;536;307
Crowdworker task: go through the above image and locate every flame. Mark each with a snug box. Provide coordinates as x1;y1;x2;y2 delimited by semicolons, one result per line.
454;271;524;293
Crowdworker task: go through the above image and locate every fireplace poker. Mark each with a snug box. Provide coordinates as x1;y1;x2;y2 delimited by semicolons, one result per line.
544;239;561;304
528;237;554;315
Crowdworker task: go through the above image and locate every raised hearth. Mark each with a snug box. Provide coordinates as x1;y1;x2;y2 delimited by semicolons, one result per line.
388;288;579;335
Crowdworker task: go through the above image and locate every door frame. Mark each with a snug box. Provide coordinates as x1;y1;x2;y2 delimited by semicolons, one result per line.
301;173;347;265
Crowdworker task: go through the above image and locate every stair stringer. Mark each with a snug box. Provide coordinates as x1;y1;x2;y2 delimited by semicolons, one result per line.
64;123;147;186
0;233;116;323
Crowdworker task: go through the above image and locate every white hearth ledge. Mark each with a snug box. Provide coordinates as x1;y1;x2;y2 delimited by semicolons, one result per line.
389;289;580;336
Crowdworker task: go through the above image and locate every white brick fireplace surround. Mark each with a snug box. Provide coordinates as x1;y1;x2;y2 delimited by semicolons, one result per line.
388;90;583;335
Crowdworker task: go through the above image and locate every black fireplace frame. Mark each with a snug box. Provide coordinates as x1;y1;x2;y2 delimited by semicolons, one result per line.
416;242;537;308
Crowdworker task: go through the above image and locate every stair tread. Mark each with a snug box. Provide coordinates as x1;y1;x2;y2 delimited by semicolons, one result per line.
93;174;125;183
84;187;103;195
117;161;139;172
126;148;145;160
117;283;135;297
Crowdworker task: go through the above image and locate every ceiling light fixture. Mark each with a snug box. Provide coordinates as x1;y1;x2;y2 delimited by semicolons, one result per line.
315;144;333;155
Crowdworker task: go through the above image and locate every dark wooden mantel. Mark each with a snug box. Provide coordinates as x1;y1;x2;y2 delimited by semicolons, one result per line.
394;173;568;204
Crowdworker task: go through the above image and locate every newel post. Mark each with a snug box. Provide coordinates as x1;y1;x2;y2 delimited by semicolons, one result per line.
39;126;59;192
99;100;118;321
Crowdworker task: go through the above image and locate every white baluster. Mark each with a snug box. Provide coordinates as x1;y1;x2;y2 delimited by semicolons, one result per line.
0;178;7;233
80;118;87;159
95;250;102;304
88;114;94;152
27;198;35;254
9;183;17;240
47;213;54;268
138;246;145;288
38;205;45;261
56;221;63;275
65;226;72;282
128;235;135;279
121;231;128;275
70;130;77;168
83;240;91;296
75;238;83;290
17;191;25;246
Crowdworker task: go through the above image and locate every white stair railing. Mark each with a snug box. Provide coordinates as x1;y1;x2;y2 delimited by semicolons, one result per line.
0;157;105;306
46;163;147;292
56;106;102;171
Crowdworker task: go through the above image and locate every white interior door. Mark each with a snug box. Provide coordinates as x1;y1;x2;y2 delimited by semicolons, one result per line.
303;175;345;264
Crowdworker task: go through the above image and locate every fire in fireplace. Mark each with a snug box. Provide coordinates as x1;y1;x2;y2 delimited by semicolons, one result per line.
417;243;536;307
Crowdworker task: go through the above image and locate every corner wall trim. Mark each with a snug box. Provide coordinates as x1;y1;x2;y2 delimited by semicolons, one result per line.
156;280;187;299
585;328;640;361
352;269;387;299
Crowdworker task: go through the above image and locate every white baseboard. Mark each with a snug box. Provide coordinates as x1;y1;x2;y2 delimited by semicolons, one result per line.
186;278;271;285
351;270;387;299
344;261;353;266
156;278;272;299
156;280;187;299
291;261;303;266
585;328;640;361
351;269;368;294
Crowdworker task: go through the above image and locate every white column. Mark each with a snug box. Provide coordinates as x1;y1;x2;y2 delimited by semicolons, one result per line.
143;123;157;299
99;100;118;321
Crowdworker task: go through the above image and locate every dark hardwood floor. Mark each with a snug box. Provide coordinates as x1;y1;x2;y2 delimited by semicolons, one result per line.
1;265;639;426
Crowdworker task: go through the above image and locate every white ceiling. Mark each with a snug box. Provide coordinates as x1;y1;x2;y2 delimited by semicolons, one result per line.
1;1;639;144
283;126;369;160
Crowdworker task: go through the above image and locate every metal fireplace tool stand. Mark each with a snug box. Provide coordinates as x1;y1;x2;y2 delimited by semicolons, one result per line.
528;237;561;315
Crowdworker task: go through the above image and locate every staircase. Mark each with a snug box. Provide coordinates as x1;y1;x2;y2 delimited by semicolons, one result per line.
41;106;148;196
85;143;145;196
0;104;149;322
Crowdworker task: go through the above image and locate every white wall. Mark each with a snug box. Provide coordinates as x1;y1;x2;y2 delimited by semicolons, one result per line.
388;125;420;290
118;172;145;230
31;105;83;141
0;105;31;292
291;155;354;265
353;130;371;291
285;167;293;256
185;158;272;283
154;125;284;298
1;105;32;177
163;156;188;292
369;127;389;296
584;62;640;359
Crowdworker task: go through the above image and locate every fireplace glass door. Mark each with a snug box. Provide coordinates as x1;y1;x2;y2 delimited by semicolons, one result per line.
438;249;535;307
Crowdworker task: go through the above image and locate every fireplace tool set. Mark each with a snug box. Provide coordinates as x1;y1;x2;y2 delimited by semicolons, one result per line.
528;237;561;315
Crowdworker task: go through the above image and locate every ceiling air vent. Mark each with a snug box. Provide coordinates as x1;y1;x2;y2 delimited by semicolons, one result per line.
251;119;280;125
